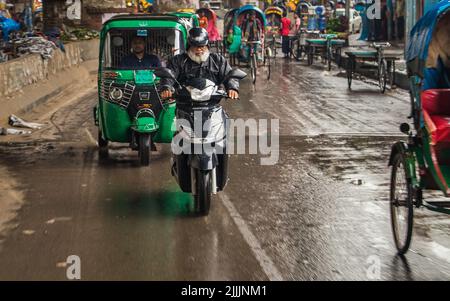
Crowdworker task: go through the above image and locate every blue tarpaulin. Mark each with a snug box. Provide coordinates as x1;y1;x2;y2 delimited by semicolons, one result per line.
0;15;20;41
405;0;450;75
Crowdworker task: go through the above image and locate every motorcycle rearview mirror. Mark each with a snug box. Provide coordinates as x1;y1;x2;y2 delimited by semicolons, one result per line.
154;67;176;80
227;68;247;81
221;69;247;85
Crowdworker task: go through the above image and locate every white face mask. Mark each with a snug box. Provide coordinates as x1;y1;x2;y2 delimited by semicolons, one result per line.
188;48;210;64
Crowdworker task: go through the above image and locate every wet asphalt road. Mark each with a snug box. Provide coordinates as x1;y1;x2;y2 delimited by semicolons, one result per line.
0;59;450;280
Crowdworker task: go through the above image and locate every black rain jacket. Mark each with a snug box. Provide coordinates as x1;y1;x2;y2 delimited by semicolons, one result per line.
160;52;239;93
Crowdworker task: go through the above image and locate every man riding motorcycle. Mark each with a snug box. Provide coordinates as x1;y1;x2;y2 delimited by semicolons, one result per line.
160;27;239;100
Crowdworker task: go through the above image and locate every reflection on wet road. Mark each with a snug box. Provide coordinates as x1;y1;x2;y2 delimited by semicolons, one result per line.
0;59;449;280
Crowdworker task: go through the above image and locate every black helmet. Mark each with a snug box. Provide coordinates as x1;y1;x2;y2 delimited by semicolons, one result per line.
188;27;209;47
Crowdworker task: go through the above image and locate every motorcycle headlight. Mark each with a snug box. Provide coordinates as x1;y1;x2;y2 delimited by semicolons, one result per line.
109;87;123;101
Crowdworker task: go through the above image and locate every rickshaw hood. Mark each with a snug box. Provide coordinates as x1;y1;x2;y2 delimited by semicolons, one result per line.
405;1;450;78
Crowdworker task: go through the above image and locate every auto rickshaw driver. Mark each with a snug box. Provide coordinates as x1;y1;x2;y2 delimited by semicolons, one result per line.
119;35;162;69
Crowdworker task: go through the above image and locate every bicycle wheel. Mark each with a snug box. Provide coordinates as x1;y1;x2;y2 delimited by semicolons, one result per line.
379;59;387;93
251;55;257;84
266;53;271;80
307;46;314;66
292;39;302;61
347;59;353;90
390;152;414;255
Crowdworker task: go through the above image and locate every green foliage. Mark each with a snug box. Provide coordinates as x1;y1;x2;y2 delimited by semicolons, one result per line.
326;16;348;33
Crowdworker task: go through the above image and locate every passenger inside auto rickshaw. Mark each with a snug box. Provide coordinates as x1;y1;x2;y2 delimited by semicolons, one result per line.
420;12;450;150
104;28;185;70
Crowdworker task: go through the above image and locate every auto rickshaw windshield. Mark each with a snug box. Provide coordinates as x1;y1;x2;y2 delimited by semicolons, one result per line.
101;28;185;70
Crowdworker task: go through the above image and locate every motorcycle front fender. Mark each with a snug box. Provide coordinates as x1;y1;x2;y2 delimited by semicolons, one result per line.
189;153;219;171
132;116;158;134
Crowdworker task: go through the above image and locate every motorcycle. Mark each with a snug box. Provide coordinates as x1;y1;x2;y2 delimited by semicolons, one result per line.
155;68;247;215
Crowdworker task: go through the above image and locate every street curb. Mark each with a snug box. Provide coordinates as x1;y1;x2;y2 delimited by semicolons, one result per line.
0;60;98;124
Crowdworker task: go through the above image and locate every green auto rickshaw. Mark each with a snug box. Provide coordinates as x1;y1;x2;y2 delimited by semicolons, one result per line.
95;14;188;165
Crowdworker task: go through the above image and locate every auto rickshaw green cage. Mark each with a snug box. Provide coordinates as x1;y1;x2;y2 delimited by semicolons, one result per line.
95;14;188;165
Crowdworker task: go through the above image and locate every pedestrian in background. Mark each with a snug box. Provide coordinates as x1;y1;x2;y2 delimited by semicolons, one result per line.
395;0;405;41
280;11;291;58
293;13;301;34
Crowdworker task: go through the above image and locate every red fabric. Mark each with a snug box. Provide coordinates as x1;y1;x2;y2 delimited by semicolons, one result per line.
422;89;450;115
281;17;291;36
422;89;450;144
429;115;450;144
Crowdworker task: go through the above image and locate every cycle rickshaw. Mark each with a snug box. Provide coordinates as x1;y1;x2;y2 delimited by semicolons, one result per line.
223;8;241;60
345;42;400;93
289;1;320;61
95;14;188;165
264;6;284;59
234;5;270;84
388;1;450;255
196;7;222;54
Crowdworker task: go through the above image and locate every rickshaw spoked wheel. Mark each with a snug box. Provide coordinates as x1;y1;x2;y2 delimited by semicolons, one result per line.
347;60;353;90
264;48;271;80
390;152;414;255
251;55;257;85
379;60;387;93
138;134;151;166
307;47;313;66
292;41;302;61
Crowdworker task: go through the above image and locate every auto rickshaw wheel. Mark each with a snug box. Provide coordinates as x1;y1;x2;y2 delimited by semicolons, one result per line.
390;152;414;255
138;134;151;166
194;169;212;216
98;130;109;159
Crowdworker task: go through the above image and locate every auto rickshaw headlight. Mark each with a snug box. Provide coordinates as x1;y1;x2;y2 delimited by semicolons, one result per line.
110;87;123;101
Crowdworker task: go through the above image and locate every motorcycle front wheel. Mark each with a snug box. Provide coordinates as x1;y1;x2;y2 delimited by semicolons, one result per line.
194;169;212;216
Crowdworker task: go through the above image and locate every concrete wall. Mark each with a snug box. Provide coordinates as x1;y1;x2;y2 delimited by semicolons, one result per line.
0;39;99;98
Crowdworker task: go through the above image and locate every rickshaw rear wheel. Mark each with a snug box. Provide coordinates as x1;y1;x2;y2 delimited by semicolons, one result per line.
347;60;353;90
390;153;414;255
379;60;387;93
307;51;313;66
138;134;151;166
251;55;257;84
